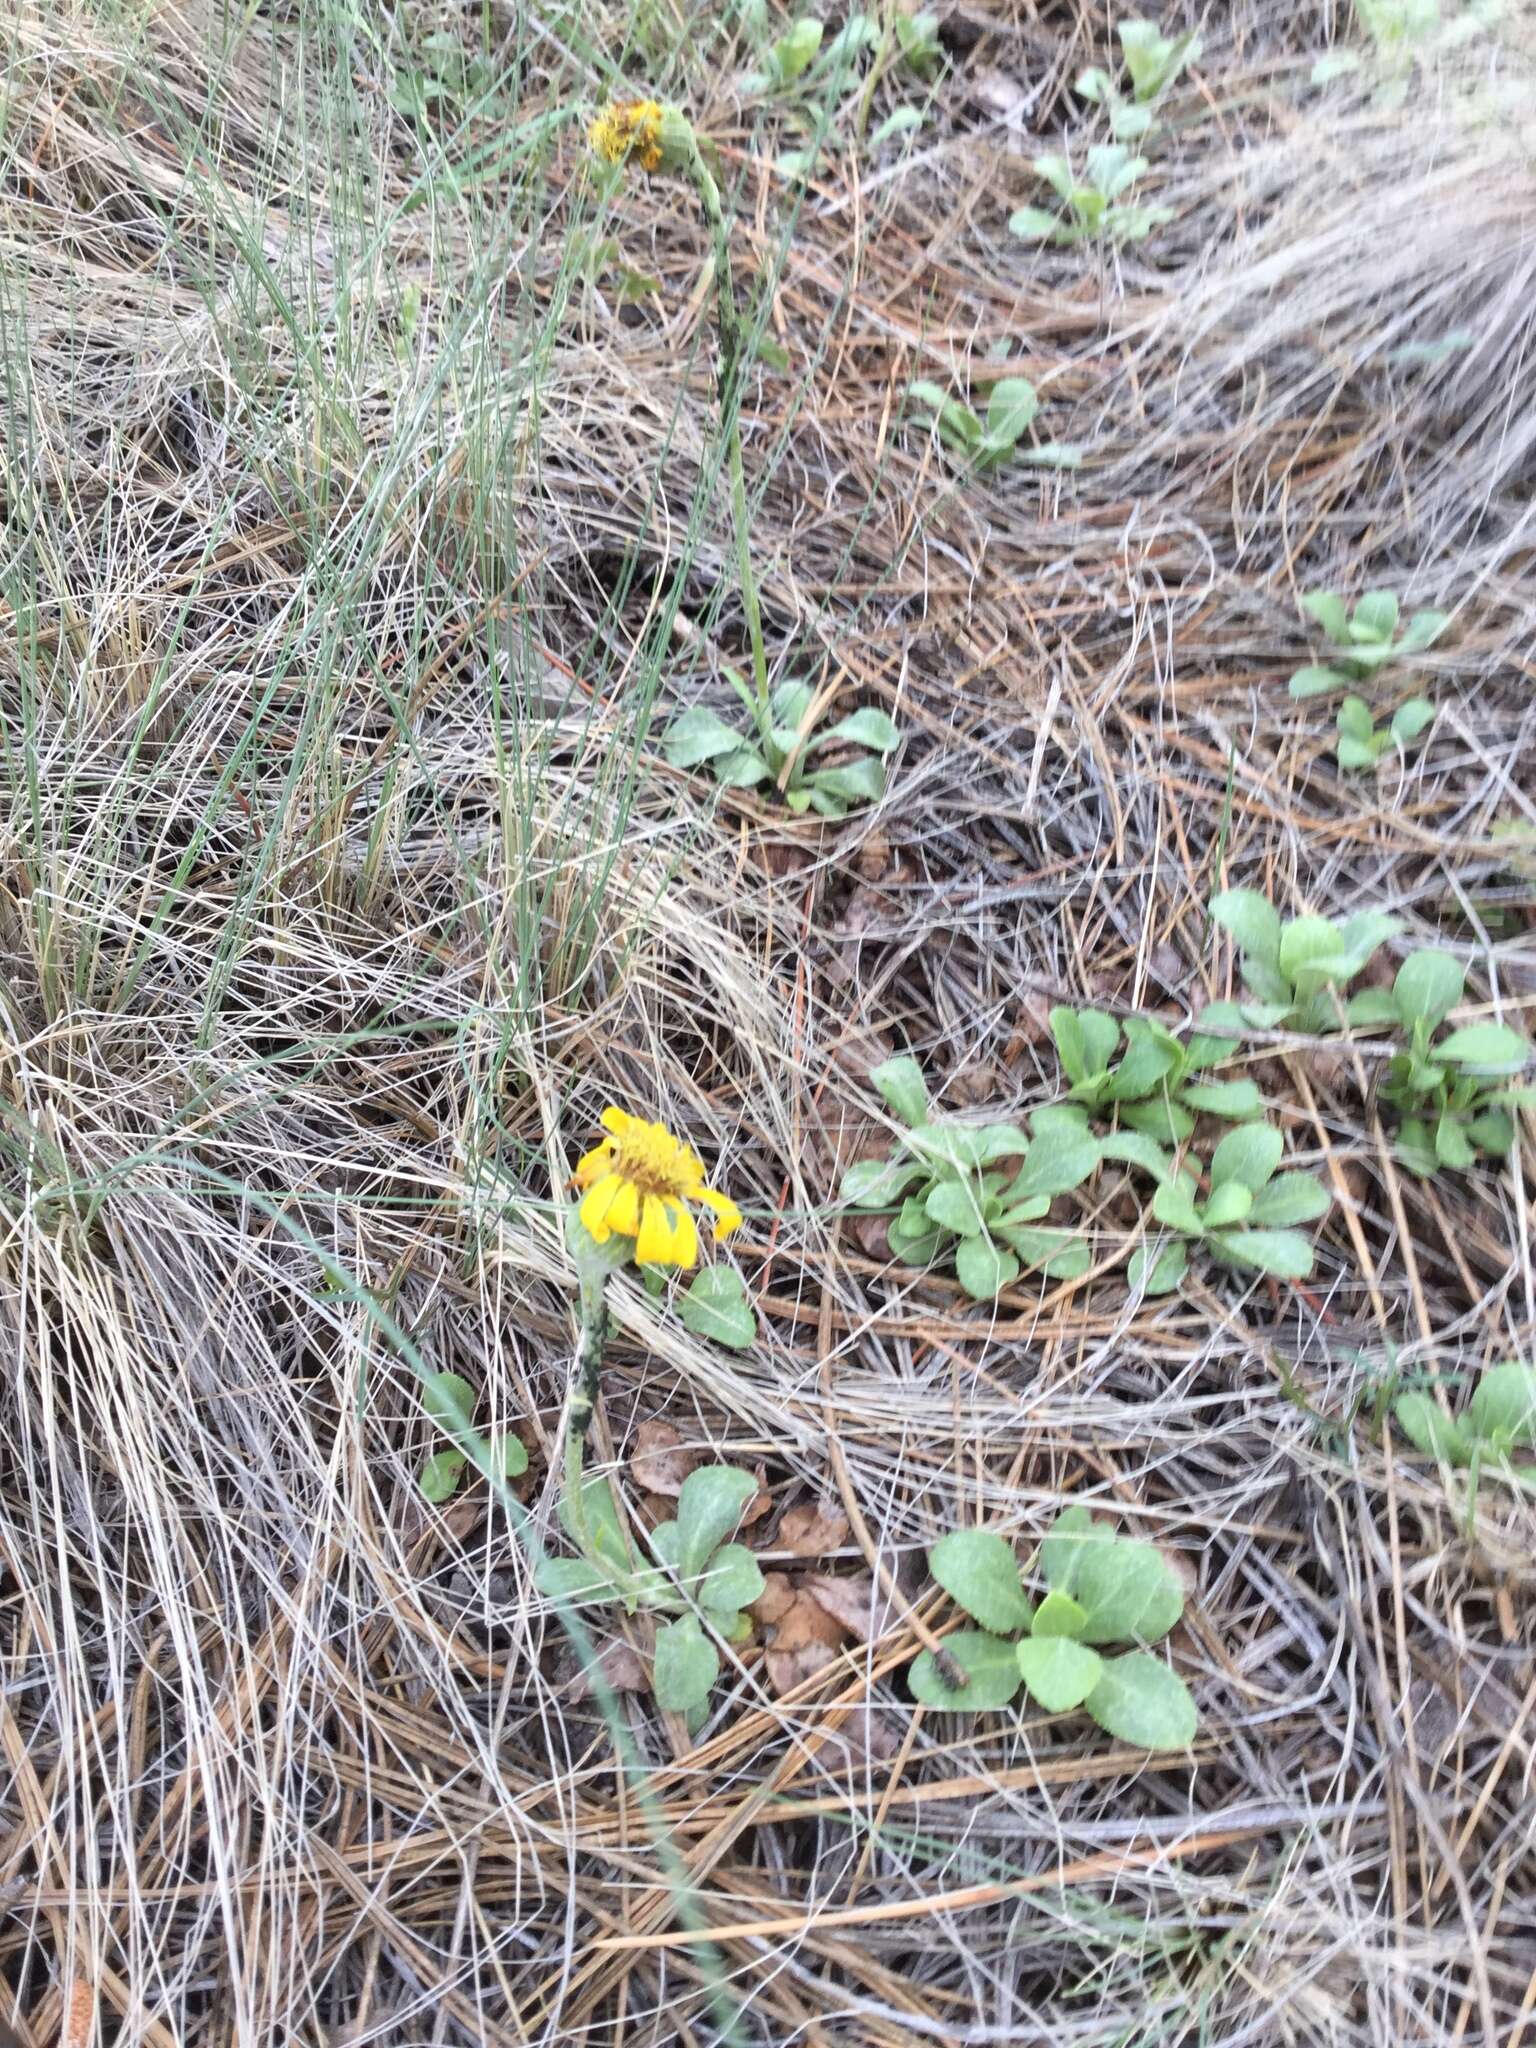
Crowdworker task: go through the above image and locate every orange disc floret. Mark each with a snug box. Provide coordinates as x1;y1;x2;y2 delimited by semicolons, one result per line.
589;99;665;173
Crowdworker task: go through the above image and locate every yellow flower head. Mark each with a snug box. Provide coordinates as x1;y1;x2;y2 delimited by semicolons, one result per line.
589;98;666;173
575;1106;742;1268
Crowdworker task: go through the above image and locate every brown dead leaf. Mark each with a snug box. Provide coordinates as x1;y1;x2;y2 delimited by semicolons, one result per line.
807;1571;898;1644
630;1419;696;1497
812;1703;902;1771
776;1502;851;1558
740;1469;773;1526
559;1637;648;1701
752;1573;854;1695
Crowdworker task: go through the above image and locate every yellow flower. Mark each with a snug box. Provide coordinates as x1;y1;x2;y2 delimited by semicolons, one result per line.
574;1106;742;1268
589;98;666;173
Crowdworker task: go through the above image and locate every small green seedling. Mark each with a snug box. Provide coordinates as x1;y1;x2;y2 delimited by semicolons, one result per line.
1395;1359;1536;1469
664;678;900;818
1051;1005;1261;1145
895;7;944;78
1289;589;1447;699
418;1371;529;1503
1202;889;1401;1035
536;1464;765;1732
1335;694;1436;770
744;15;824;91
1349;950;1534;1175
908;1509;1197;1749
841;1057;1105;1297
1077;18;1202;138
1131;1122;1331;1294
907;376;1082;471
1009;146;1173;246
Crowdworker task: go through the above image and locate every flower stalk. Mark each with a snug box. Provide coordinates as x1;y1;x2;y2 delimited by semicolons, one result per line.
591;101;772;748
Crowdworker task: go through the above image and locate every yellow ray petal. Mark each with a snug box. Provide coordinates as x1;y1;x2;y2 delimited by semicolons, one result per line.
573;1141;615;1189
695;1185;743;1237
579;1172;627;1242
663;1199;699;1268
604;1177;640;1236
635;1193;678;1265
600;1105;635;1137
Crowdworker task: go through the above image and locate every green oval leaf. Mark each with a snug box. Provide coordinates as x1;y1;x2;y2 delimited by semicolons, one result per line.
419;1450;466;1503
909;1629;1023;1710
1032;1590;1089;1639
678;1267;756;1351
1084;1652;1197;1750
929;1528;1035;1634
1072;1538;1185;1646
422;1371;475;1434
1467;1362;1536;1448
652;1614;720;1714
1016;1637;1104;1713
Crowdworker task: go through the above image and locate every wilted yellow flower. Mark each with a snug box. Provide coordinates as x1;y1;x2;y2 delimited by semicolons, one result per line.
590;98;666;173
575;1106;742;1267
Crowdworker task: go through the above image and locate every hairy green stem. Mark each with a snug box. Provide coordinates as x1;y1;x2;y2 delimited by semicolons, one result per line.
562;1265;610;1560
684;138;772;747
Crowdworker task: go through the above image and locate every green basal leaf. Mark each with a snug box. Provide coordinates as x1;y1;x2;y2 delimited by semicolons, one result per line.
1289;664;1348;699
1129;1238;1189;1294
1150;1178;1202;1236
535;1555;624;1604
925;1177;989;1236
1209;889;1282;966
1395;1119;1440;1179
1436;1023;1529;1072
678;1266;756;1351
1300;591;1351;642
419;1450;466;1503
955;1232;1020;1299
1337;909;1403;976
1434;1114;1477;1170
1346;987;1401;1028
1030;151;1074;200
1072;1537;1185;1645
1025;441;1084;469
1208;1121;1284;1193
1389;698;1436;745
1007;205;1063;241
1398;608;1448;652
666;1466;760;1581
909;1629;1023;1710
818;707;901;753
652;1614;720;1714
1178;1079;1263;1120
498;1435;529;1479
1335;734;1381;771
808;754;886;806
1009;1123;1101;1199
1099;1130;1174;1180
1336;697;1375;744
422;1371;475;1435
1466;1107;1515;1154
1202;1181;1253;1229
713;744;774;788
1393;1392;1472;1466
871;1055;930;1126
693;1542;765;1617
1031;1590;1089;1639
984;375;1038;445
1394;950;1464;1028
929;1527;1035;1634
1350;589;1400;643
1278;915;1348;995
1118;1097;1194;1145
841;1154;925;1208
1085;1652;1197;1750
1039;1506;1095;1597
1209;1227;1315;1279
663;706;748;768
1246;1174;1330;1226
1016;1636;1104;1712
1467;1362;1536;1448
559;1475;633;1574
887;1202;945;1264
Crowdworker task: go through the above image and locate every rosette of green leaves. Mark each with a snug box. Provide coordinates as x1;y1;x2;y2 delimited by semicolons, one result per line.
907;1509;1197;1750
1350;950;1534;1176
535;1464;764;1732
664;678;899;818
1203;889;1401;1035
417;1371;529;1503
1131;1122;1330;1294
1051;1004;1261;1144
1076;18;1202;139
841;1059;1105;1297
907;376;1082;472
1009;146;1173;246
1289;589;1447;700
1394;1361;1536;1484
